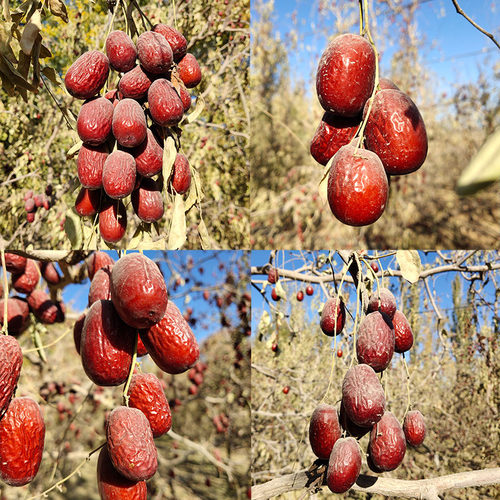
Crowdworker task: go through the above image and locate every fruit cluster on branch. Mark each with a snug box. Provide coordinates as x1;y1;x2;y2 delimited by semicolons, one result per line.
67;24;202;244
312;34;428;226
309;285;426;494
75;252;200;496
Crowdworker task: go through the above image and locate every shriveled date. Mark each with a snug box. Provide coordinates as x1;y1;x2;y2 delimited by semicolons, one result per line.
140;301;199;374
0;397;45;486
342;364;385;428
106;406;158;481
0;335;23;419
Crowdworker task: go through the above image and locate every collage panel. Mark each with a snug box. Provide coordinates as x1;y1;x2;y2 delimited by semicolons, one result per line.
0;250;250;499
250;1;499;248
1;1;500;499
0;1;249;250
251;250;500;499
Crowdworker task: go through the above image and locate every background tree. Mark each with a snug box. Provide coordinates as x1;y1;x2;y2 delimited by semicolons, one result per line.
251;250;500;499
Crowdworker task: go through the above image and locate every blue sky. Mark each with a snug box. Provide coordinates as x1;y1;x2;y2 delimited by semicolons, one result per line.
251;250;498;359
58;250;248;343
255;0;499;98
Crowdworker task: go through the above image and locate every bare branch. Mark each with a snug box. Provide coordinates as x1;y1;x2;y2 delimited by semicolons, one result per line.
252;467;500;500
251;261;500;284
451;0;500;50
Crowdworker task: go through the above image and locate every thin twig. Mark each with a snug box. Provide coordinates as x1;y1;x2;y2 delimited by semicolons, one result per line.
451;0;500;50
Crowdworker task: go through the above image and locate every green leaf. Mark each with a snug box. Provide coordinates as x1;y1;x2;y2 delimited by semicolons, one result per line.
396;250;422;283
456;129;500;195
167;194;186;249
32;326;47;363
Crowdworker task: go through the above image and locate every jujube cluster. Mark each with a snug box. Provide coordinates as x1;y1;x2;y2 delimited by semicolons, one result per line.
187;361;208;396
308;284;426;493
22;185;53;223
75;252;200;492
312;33;428;226
1;253;65;334
66;24;202;244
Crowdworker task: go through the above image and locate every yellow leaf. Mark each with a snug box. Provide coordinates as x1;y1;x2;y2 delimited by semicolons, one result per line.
17;50;30;79
162;135;177;183
456;129;500;195
19;11;40;55
167;194;186;249
318;159;333;203
186;94;205;124
64;209;82;248
198;217;213;249
66;140;82;158
0;54;35;91
184;167;200;212
396;250;422;284
39;43;51;58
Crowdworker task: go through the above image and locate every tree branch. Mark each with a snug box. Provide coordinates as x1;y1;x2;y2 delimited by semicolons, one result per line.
252;467;500;500
251;261;500;284
451;0;500;50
